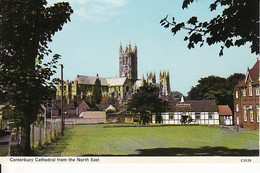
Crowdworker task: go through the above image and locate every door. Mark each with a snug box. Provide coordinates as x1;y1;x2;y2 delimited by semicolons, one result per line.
219;116;224;125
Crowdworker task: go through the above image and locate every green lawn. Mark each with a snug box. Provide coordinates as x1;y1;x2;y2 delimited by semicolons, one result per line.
37;124;259;156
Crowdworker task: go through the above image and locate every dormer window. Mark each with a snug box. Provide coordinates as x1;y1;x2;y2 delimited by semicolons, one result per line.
249;83;252;96
243;88;246;96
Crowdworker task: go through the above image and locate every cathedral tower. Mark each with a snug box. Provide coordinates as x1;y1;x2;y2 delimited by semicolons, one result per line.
159;70;171;97
119;42;137;80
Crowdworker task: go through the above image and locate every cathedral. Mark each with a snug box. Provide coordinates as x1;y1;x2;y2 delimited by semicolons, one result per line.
56;42;171;104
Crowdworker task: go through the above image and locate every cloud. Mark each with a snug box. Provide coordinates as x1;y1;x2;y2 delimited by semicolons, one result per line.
95;0;126;7
74;0;127;22
47;0;127;22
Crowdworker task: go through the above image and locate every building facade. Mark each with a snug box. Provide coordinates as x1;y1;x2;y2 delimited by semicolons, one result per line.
153;98;219;125
218;105;233;126
119;42;137;80
233;59;259;130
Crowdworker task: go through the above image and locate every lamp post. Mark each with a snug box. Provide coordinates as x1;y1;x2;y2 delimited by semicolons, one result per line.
60;64;64;136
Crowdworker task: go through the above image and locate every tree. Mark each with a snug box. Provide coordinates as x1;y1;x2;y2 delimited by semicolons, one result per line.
187;73;245;112
92;77;102;105
160;0;259;56
226;73;246;91
171;91;184;101
127;83;168;125
0;0;73;155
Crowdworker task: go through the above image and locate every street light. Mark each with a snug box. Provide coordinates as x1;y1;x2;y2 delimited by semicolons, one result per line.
60;64;64;136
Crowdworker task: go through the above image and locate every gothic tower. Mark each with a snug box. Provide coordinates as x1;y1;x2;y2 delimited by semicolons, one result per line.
159;70;171;97
119;42;137;80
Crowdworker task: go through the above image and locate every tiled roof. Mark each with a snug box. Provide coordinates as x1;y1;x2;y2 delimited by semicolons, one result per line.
75;75;108;86
218;105;232;116
100;96;110;104
75;75;127;86
236;59;259;87
169;100;218;112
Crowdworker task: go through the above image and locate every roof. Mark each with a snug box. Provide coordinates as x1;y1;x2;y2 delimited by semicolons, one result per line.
236;59;259;87
100;96;110;104
96;104;110;111
218;105;232;116
75;75;108;86
135;79;143;88
169;100;218;112
75;75;127;86
106;77;127;86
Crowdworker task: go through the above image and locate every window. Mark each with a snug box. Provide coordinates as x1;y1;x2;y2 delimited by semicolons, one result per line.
257;105;259;122
235;90;238;98
243;88;246;96
256;85;260;96
236;104;239;112
250;106;254;122
243;105;247;121
249;83;252;96
195;113;200;120
208;113;213;119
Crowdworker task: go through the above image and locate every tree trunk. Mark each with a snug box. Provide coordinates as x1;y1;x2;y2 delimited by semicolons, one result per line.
21;116;32;155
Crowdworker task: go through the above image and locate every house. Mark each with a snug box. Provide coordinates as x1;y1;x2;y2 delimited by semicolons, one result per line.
153;97;219;125
233;59;259;130
77;100;90;115
218;105;233;126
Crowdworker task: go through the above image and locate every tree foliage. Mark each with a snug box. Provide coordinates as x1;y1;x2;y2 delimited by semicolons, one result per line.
171;91;184;101
127;83;168;124
187;73;245;111
92;77;102;105
160;0;259;56
0;0;73;155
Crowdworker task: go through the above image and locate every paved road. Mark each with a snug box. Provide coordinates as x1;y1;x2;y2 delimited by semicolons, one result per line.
0;134;10;156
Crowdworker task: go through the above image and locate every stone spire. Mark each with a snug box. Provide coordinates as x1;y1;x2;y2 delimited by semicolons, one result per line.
119;42;123;53
128;41;131;52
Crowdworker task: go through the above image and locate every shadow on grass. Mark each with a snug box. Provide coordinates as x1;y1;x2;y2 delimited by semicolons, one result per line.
34;128;73;156
82;146;259;156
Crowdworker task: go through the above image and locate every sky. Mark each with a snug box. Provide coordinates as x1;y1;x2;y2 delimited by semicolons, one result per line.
46;0;258;95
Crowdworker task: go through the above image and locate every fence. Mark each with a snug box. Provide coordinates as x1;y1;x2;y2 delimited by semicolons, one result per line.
65;118;106;125
30;119;62;149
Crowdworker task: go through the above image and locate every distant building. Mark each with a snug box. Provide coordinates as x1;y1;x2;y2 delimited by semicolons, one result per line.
233;59;259;130
218;105;233;126
56;42;171;104
154;97;219;125
119;42;137;81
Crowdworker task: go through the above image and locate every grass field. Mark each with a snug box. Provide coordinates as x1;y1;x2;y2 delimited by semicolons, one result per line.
37;124;259;156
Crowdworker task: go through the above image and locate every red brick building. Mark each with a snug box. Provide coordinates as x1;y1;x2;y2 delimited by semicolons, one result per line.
233;59;259;130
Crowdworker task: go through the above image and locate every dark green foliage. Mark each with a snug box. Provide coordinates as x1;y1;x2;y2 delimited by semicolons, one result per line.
127;83;168;125
0;0;73;155
171;91;184;101
160;0;259;56
92;78;102;105
187;73;245;112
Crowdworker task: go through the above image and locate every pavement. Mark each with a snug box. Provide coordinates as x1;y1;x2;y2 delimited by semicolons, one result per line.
0;134;11;156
